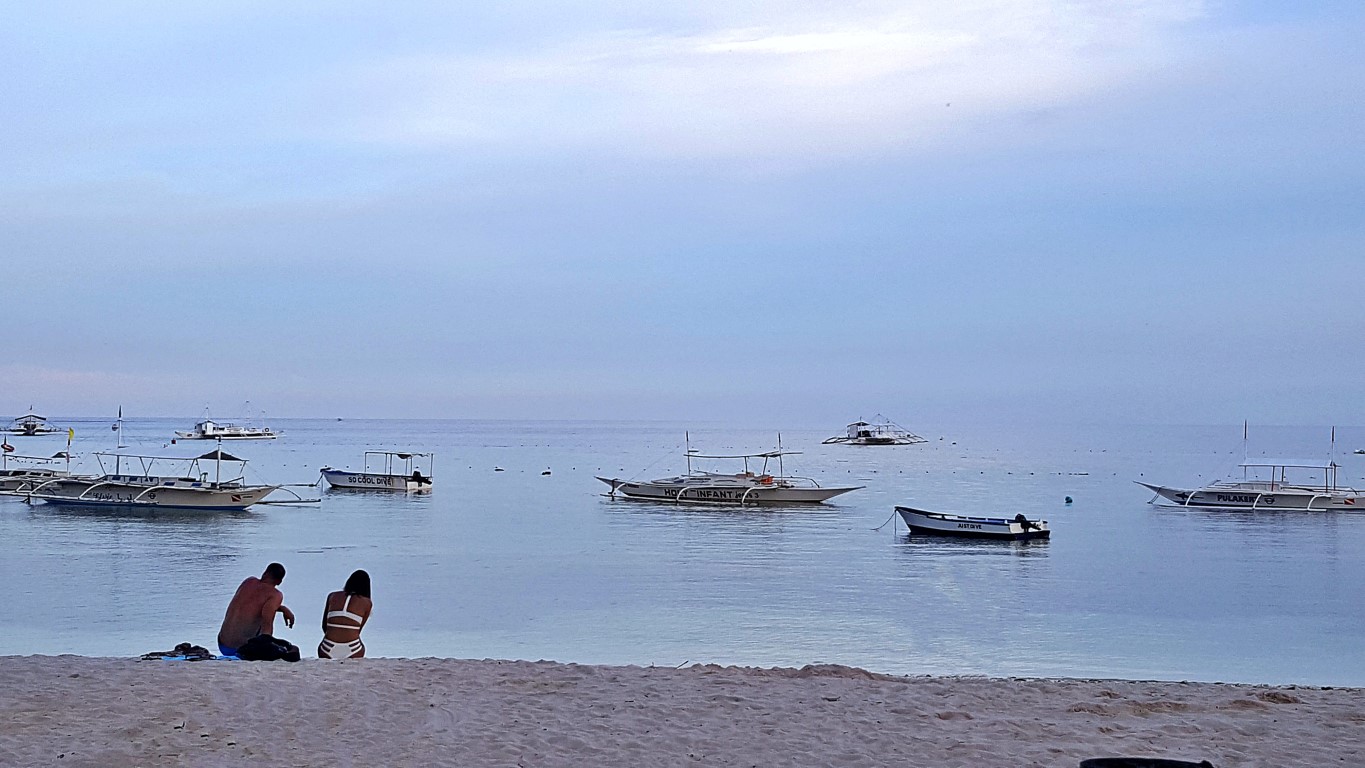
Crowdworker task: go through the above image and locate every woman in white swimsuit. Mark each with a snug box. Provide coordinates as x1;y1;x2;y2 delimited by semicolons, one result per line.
318;570;372;659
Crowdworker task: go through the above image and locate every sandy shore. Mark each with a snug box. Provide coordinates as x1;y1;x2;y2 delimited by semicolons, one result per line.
1;656;1361;767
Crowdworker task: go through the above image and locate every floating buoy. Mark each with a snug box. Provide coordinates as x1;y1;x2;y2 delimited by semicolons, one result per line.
541;470;551;476
494;467;504;472
1065;496;1073;504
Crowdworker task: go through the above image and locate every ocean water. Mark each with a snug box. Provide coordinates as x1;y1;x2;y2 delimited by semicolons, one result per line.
2;418;1364;686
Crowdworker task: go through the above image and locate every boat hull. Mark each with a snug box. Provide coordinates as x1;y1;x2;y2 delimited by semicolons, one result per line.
174;433;277;440
0;469;64;493
321;469;431;492
896;506;1050;540
1136;481;1365;510
24;477;276;511
598;477;859;504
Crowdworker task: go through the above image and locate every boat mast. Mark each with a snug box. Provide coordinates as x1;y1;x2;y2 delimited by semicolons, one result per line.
685;432;692;474
1330;426;1337;490
1242;420;1248;481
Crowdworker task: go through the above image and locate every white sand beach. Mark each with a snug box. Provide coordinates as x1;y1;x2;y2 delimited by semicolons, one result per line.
1;656;1361;767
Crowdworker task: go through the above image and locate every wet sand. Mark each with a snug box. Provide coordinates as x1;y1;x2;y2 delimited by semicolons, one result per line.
1;656;1362;767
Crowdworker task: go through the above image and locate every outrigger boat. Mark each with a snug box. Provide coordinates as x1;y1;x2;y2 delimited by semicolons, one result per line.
1138;424;1365;511
896;506;1050;540
0;450;74;492
823;416;927;446
320;451;434;491
6;410;60;436
598;437;861;505
15;449;313;511
1137;458;1365;511
175;419;278;440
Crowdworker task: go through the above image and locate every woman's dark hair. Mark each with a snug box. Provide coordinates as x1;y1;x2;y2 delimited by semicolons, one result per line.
343;569;371;598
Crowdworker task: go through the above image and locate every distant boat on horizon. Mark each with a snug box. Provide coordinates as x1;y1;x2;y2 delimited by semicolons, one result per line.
175;419;279;440
823;415;927;446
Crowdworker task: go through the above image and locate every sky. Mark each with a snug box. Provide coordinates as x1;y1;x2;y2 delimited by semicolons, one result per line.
2;1;1363;426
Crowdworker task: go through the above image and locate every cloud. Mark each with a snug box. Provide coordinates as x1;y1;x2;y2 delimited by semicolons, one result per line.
344;1;1208;159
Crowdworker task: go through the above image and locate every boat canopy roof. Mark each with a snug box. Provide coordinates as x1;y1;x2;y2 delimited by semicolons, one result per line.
13;413;47;421
94;450;247;463
365;450;432;459
686;449;801;459
1;452;65;462
1240;459;1339;470
197;449;247;462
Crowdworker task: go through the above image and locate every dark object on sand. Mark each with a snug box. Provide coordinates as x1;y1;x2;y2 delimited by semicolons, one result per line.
141;642;214;661
237;634;301;662
1080;759;1214;768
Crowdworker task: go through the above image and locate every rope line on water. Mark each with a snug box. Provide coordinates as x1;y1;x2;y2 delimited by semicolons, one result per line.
872;508;898;532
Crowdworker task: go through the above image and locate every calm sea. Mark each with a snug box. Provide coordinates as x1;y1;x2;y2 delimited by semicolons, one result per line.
2;418;1363;686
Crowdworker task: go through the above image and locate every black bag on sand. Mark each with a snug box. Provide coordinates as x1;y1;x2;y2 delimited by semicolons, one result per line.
140;642;213;661
236;634;301;662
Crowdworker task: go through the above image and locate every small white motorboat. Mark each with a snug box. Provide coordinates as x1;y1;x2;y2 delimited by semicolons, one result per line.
896;506;1050;540
823;416;927;446
599;436;861;505
320;451;434;492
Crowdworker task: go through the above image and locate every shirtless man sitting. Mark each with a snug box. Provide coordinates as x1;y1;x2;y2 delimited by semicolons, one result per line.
217;562;296;657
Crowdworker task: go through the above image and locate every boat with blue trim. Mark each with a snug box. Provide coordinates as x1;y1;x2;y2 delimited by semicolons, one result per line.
16;449;296;510
896;506;1050;540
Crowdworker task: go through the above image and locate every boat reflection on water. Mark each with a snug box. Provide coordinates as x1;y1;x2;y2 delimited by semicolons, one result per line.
897;532;1051;558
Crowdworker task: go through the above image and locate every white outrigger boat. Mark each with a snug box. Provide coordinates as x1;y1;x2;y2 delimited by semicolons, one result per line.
0;449;74;492
598;438;861;505
823;416;927;446
15;449;312;511
320;451;434;491
175;419;278;440
1137;458;1365;511
6;410;60;436
896;506;1050;540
